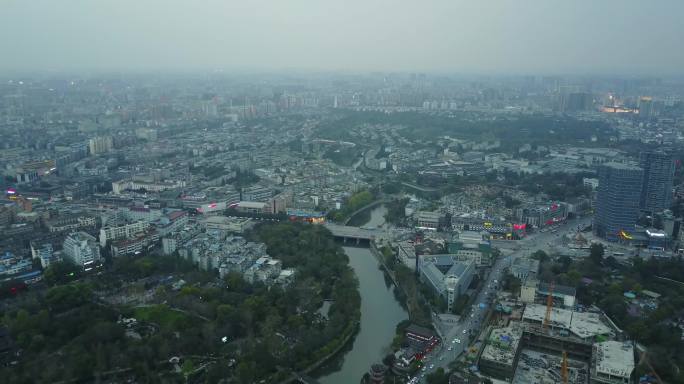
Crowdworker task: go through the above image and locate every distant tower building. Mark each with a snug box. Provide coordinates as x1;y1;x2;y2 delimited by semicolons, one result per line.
640;151;675;213
594;163;643;241
638;96;654;120
88;136;113;155
201;97;219;118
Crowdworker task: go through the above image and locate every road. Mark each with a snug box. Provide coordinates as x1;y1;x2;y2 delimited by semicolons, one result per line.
413;216;593;382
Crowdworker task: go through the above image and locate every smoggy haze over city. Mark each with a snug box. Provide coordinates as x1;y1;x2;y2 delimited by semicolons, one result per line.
2;0;684;75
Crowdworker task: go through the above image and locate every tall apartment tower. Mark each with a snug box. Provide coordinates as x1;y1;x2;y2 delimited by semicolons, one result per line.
639;151;675;214
594;163;643;241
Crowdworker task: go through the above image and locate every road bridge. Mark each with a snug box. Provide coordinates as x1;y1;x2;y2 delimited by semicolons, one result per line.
324;223;380;244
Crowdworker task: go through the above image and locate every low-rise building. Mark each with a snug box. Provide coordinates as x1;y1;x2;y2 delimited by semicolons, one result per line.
202;216;255;233
479;324;523;381
110;230;159;258
397;240;417;270
510;258;539;281
405;324;437;351
46;215;96;233
236;201;272;214
415;211;444;230
112;178;185;194
419;254;475;312
448;231;493;266
30;242;59;268
516;202;568;228
99;220;150;247
0;252;32;277
244;256;283;284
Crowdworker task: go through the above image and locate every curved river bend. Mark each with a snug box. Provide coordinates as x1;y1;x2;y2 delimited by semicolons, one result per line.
314;206;409;384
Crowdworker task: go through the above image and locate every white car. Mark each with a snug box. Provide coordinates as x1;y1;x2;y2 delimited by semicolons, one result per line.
455;338;461;344
448;346;453;351
463;329;467;334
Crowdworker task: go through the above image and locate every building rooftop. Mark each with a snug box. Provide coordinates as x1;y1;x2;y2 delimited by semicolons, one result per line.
522;303;614;340
593;340;634;380
238;201;268;209
405;324;435;339
480;324;522;366
416;211;442;220
602;162;642;171
538;282;576;297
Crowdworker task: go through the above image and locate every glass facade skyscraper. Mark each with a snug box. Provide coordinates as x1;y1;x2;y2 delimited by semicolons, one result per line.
594;162;644;241
639;151;675;214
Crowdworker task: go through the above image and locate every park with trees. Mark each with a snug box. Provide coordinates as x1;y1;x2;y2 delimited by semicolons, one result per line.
0;222;361;383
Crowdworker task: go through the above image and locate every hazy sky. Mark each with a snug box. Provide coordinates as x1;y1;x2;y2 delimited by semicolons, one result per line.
2;0;683;75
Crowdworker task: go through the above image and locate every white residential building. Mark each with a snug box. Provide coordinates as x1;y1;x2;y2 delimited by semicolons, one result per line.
63;232;101;270
99;220;149;247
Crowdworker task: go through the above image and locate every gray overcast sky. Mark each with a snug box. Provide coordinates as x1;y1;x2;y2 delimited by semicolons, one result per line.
2;0;683;75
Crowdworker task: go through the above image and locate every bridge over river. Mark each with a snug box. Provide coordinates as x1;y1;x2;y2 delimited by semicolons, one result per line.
324;223;380;244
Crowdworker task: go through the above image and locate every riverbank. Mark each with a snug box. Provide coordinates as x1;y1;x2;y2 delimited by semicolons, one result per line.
369;241;407;311
371;241;433;328
280;321;361;384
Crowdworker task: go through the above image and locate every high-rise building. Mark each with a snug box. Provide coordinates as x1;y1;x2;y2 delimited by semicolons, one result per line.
638;96;654;120
88;136;113;155
639;152;675;213
639;151;675;214
594;163;643;241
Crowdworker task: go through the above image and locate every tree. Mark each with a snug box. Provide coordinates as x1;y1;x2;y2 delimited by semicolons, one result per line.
531;250;549;262
503;274;522;295
589;243;604;265
43;261;81;286
382;353;396;367
426;367;449;384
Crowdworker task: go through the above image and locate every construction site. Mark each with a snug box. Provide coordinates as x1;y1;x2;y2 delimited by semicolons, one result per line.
479;281;636;384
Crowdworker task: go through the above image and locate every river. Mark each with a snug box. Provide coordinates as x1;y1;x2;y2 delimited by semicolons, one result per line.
315;206;409;384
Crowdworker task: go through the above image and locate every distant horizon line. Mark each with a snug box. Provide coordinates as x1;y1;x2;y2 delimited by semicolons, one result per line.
1;67;683;80
3;69;682;82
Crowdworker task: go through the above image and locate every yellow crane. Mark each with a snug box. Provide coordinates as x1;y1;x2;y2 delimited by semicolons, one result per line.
561;351;569;384
543;281;555;331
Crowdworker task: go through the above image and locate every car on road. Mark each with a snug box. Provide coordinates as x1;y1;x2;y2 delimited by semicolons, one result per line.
463;329;467;334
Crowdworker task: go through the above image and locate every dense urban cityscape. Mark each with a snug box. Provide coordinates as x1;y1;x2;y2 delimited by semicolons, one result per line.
0;72;683;384
2;1;684;384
